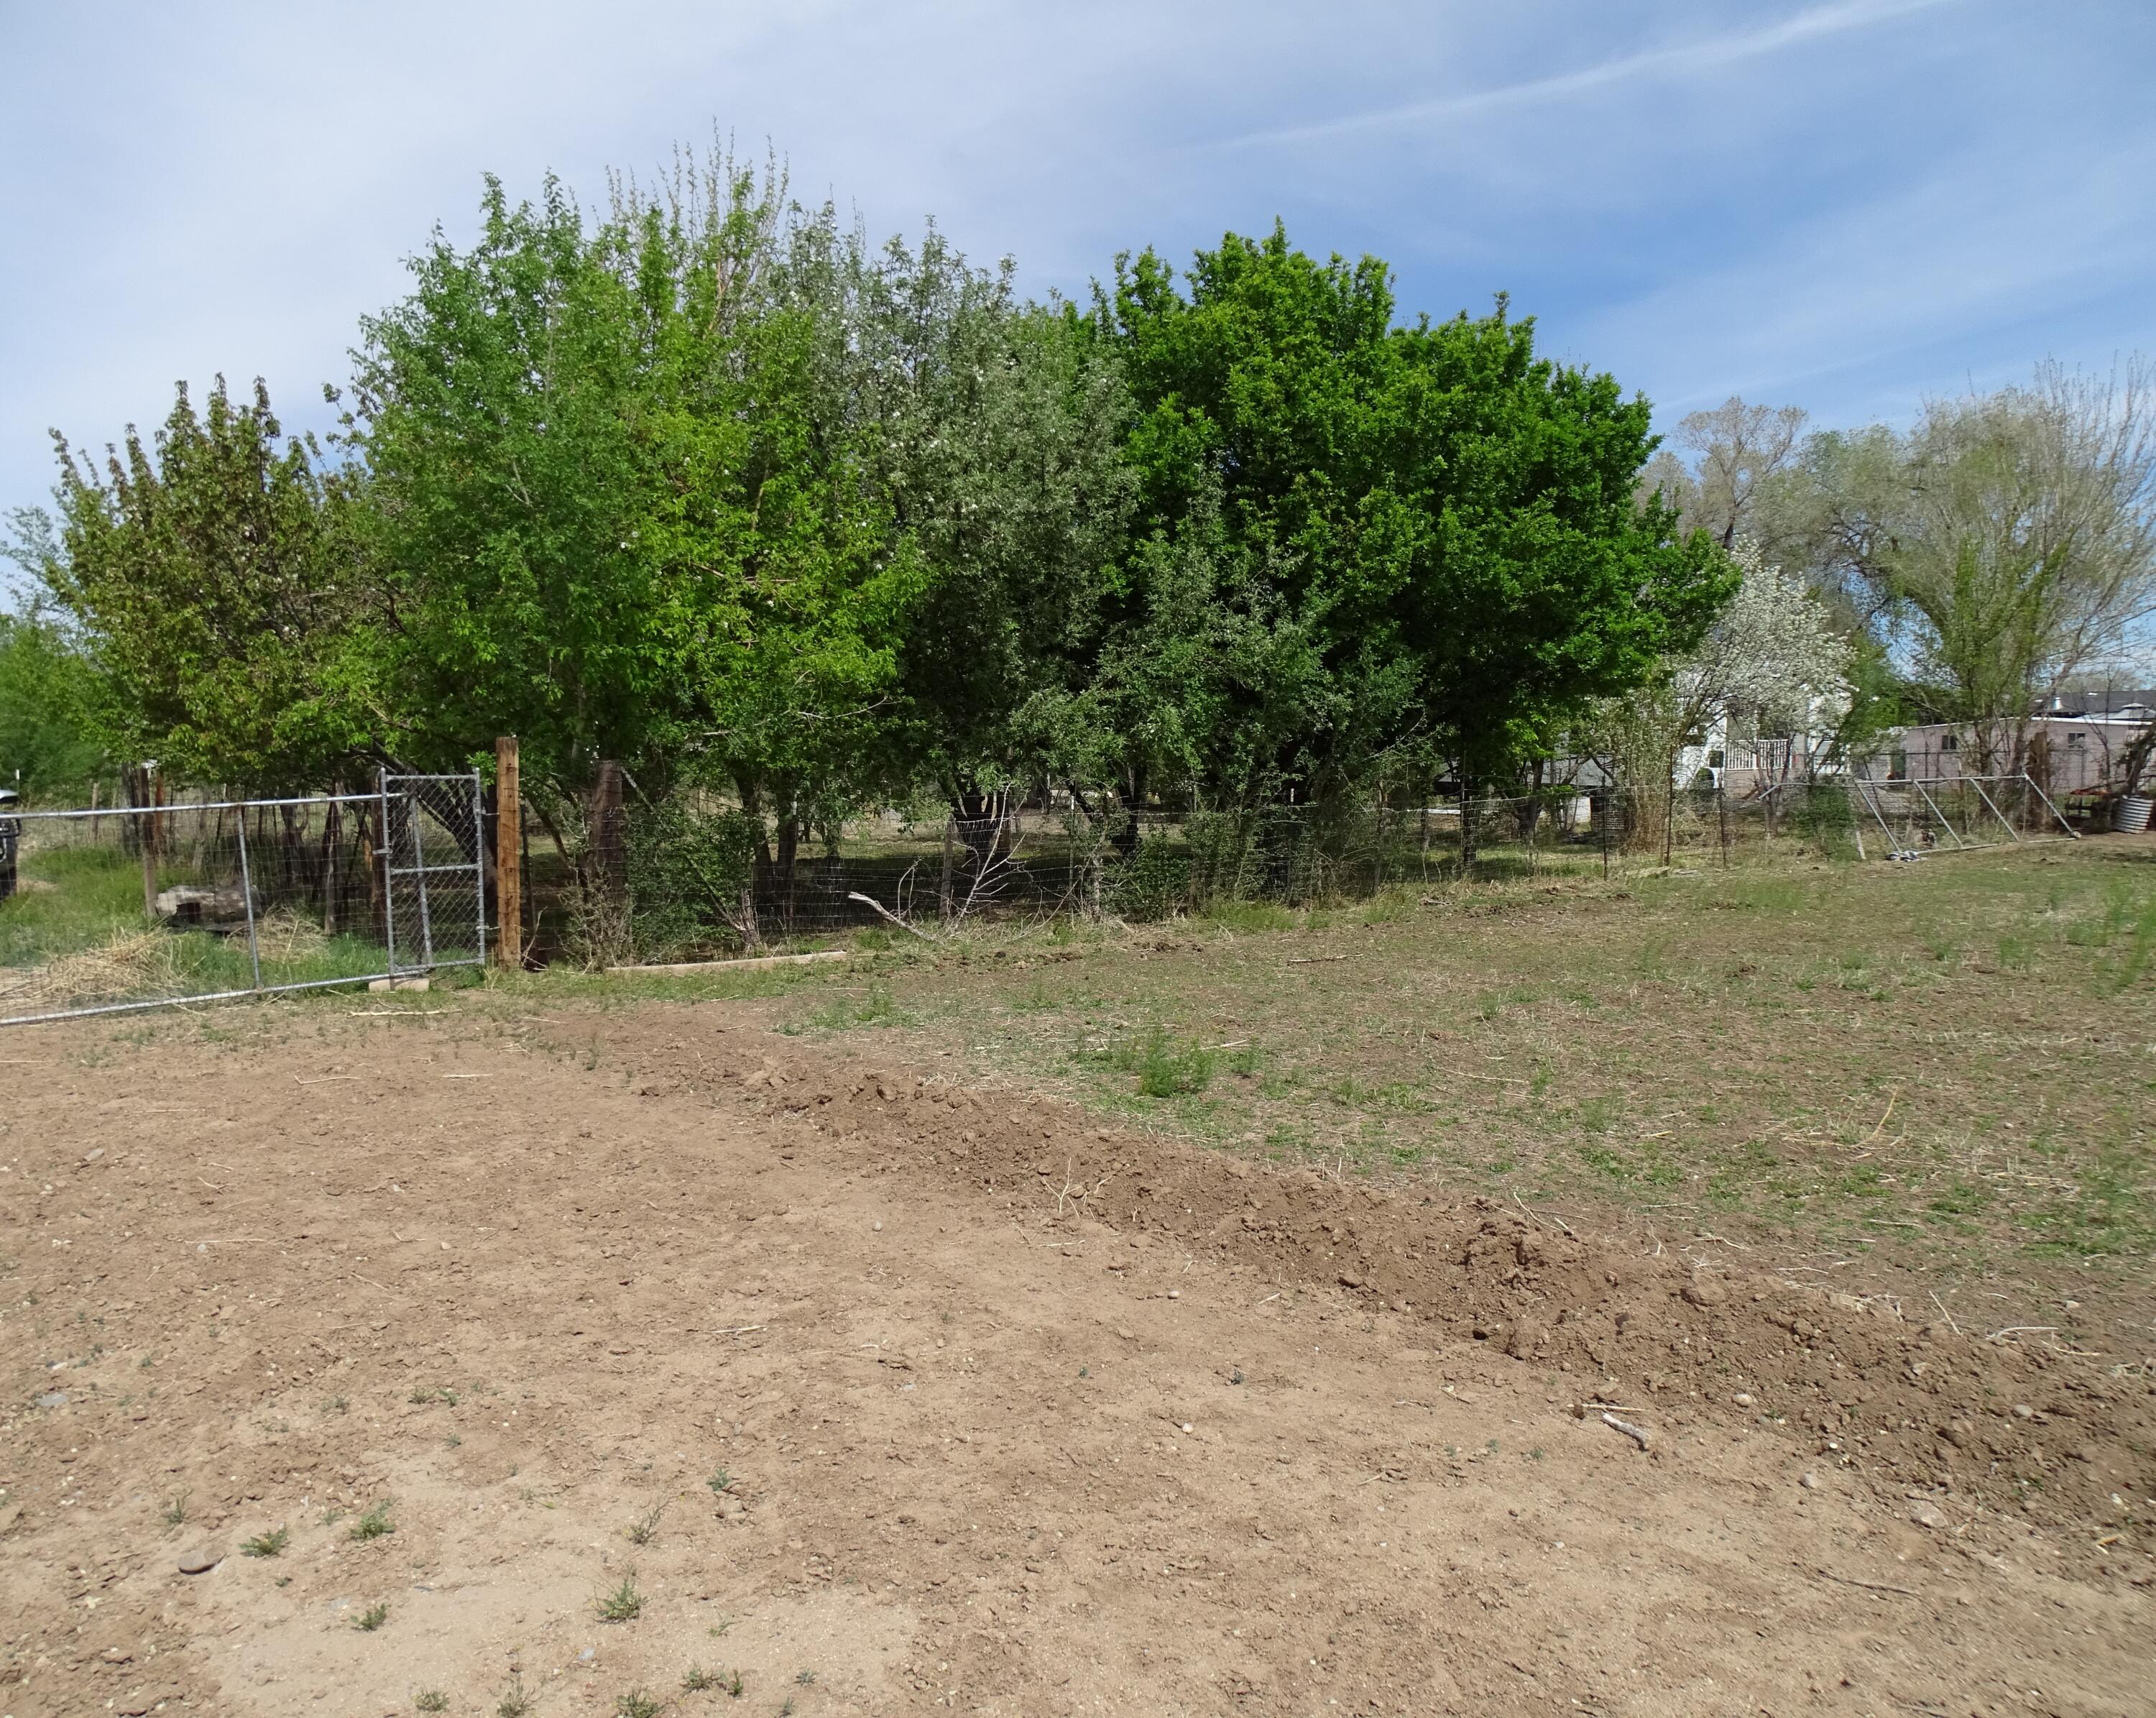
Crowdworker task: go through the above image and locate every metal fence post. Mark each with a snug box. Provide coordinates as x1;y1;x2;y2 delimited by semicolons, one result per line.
471;768;489;970
408;784;436;968
378;767;397;975
234;804;263;991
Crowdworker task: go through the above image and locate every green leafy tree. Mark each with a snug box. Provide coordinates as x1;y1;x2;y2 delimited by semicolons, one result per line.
853;237;1133;809
1089;225;1728;811
1787;360;2156;771
0;602;109;798
350;175;697;793
19;377;371;791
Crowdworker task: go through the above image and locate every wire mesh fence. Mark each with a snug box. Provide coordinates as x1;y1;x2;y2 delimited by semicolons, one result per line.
0;762;2091;1012
568;780;1889;961
0;772;484;1025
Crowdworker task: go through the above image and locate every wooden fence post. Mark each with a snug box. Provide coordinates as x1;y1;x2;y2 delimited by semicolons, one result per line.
496;735;521;970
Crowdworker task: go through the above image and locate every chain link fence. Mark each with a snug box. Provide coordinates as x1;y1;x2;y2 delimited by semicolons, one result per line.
0;772;484;1025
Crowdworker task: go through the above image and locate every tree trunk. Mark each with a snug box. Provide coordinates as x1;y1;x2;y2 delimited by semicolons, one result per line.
734;775;773;868
589;761;628;909
775;801;799;932
322;789;344;936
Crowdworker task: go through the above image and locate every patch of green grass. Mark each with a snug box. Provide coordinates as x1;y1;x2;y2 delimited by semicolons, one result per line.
416;1691;449;1714
349;1501;395;1541
355;1602;390;1632
495;1677;535;1717
0;845;407;1003
681;1666;718;1692
803;981;905;1030
2101;895;2156;993
2017;1147;2156;1259
240;1525;290;1558
625;1502;665;1545
646;842;2155;1342
1927;1179;1991;1218
160;1489;189;1531
614;1690;664;1718
1203;899;1296;934
1575;1144;1629;1181
599;1571;645;1622
1574;1094;1622;1135
1123;1024;1213;1098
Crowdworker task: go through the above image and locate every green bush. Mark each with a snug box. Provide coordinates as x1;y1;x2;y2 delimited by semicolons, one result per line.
624;799;759;957
1108;835;1191;922
1126;1024;1213;1098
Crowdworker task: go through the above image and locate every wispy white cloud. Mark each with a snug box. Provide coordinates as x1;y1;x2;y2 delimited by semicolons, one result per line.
1570;122;2156;425
1;0;2150;525
1212;0;1963;149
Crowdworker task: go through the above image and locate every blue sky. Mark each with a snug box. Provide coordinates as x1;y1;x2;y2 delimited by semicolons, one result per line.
4;0;2152;525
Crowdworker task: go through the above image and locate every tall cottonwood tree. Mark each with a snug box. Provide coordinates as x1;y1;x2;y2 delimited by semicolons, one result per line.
1794;360;2156;768
1639;396;1809;551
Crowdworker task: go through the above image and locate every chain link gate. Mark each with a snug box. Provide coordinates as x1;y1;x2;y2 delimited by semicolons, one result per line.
0;771;488;1026
378;771;489;979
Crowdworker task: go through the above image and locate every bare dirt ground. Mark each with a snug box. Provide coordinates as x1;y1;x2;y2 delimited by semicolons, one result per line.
3;998;2152;1718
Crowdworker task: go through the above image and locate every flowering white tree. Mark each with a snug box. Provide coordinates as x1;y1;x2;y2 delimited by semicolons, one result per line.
1674;536;1853;754
1589;538;1851;853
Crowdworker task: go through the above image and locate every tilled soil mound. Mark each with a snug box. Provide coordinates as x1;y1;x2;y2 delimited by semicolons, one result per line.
657;1026;2155;1562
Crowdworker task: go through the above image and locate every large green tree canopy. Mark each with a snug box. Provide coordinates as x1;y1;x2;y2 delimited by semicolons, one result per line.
1087;226;1728;803
18;157;1722;831
24;377;369;791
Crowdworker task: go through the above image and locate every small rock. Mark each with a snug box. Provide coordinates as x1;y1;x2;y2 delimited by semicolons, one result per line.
35;1391;66;1410
1940;1418;1975;1448
872;1220;884;1232
1909;1502;1947;1530
176;1546;222;1575
2011;1402;2035;1421
1338;1272;1364;1289
101;1646;132;1664
1733;1392;1755;1409
1681;1278;1724;1308
1166;1290;1181;1300
1800;1471;1824;1492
